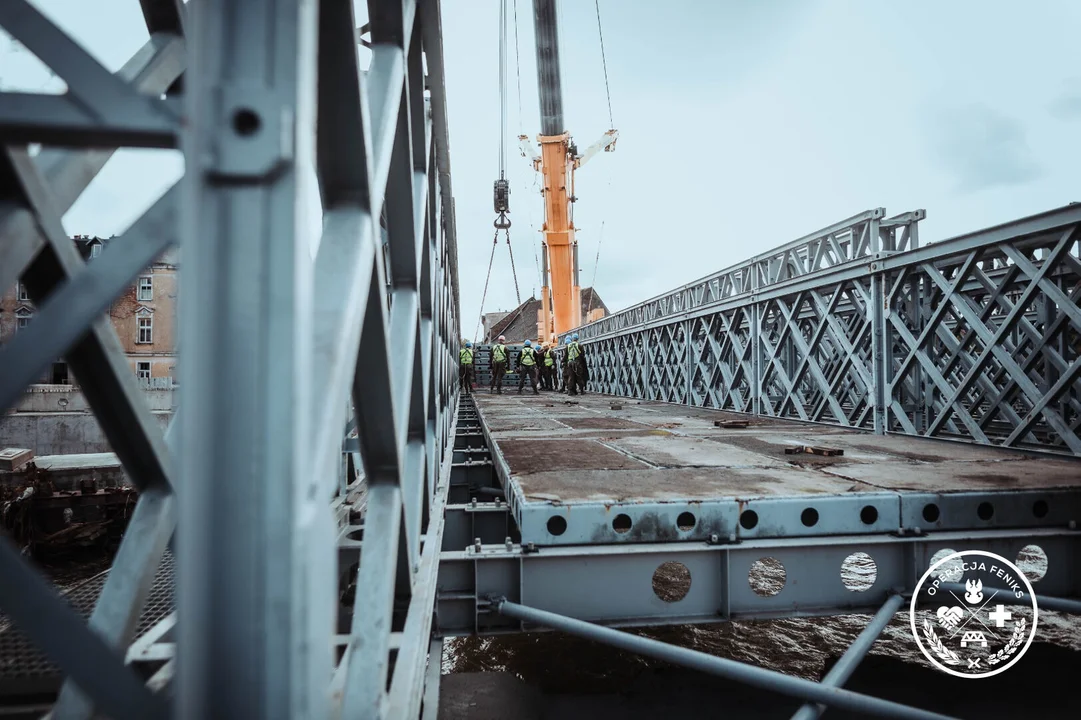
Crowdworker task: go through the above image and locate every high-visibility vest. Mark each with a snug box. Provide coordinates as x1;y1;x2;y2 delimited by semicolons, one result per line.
544;352;554;367
567;341;581;360
459;348;473;364
520;347;536;366
492;344;507;362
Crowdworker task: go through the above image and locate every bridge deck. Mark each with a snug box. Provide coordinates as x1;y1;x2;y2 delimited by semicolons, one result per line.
473;394;1081;546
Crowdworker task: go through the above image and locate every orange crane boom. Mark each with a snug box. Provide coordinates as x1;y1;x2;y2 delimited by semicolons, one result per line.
521;0;617;343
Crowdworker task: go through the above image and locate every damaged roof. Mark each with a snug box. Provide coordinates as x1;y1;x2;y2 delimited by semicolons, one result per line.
487;287;609;343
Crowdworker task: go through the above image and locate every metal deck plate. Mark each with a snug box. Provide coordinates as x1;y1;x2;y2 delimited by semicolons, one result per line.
0;553;175;697
474;394;1081;545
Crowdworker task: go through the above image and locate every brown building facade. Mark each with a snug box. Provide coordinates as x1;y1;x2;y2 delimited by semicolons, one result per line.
0;235;178;386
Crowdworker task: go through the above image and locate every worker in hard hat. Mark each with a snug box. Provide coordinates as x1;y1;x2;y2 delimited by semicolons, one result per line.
539;342;555;390
534;342;547;390
516;339;540;395
458;340;475;395
490;335;508;394
564;333;587;396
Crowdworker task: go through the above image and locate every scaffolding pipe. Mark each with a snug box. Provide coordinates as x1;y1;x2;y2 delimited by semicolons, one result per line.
494;599;957;720
790;593;905;720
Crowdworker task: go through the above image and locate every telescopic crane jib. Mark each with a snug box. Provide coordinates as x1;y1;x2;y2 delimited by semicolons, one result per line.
521;0;618;343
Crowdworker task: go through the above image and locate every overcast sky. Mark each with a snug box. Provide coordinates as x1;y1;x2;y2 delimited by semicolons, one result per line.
5;0;1080;339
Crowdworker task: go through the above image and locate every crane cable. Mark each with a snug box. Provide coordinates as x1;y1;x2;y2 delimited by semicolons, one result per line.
473;229;500;344
595;0;615;128
498;0;507;180
478;0;522;340
512;0;525;137
585;1;615;319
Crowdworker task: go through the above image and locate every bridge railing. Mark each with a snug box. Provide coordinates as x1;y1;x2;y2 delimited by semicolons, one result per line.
568;205;1081;456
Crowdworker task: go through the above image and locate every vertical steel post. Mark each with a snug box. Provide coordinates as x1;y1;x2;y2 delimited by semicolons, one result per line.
684;319;692;405
869;217;887;434
176;1;321;717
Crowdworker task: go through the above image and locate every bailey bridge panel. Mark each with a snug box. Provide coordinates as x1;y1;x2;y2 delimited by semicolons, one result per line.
567;204;1081;457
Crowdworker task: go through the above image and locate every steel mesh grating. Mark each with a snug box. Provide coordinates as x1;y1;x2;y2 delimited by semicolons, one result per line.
0;552;175;683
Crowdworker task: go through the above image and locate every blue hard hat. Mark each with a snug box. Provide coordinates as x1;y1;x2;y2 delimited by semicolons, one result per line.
465;342;472;348
524;339;531;346
572;333;579;340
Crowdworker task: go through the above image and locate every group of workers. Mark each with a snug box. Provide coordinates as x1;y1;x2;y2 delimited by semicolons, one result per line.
457;334;588;397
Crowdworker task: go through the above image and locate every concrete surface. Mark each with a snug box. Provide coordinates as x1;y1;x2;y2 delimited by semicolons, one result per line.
474;394;1081;507
0;410;172;455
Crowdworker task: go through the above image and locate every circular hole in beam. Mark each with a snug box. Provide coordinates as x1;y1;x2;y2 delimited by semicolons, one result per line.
922;503;940;524
860;505;878;525
1016;544;1048;583
613;513;632;534
740;510;758;530
977;502;994;521
748;557;786;597
928;548;963;583
801;508;819;527
840;551;877;592
232;108;261;136
1032;500;1049;519
652;561;692;603
676;511;696;531
547;515;567;536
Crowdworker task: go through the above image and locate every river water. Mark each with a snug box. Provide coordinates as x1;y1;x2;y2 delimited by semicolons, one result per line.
442;546;1080;689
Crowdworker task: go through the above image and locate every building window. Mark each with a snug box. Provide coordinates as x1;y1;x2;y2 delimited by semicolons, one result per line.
17;283;29;301
15;309;32;331
136;361;151;381
90;243;102;258
138;275;153;301
137;315;153;344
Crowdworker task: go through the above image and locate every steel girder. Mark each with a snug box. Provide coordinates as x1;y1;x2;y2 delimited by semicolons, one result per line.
0;1;460;718
570;205;1081;456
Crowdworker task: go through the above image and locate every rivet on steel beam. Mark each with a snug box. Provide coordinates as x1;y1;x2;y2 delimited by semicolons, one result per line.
474;538;482;552
709;534;719;545
471;497;477;508
728;533;736;543
1070;520;1077;530
505;537;513;551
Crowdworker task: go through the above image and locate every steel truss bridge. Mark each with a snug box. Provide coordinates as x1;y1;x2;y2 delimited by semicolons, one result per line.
0;2;1078;720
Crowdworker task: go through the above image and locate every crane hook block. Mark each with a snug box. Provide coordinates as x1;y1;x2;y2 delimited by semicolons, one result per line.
493;178;511;214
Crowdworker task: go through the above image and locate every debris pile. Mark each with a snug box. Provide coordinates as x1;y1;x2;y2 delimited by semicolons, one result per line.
0;463;137;560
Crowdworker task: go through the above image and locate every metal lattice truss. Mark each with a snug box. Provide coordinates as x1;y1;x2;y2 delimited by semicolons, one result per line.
0;1;460;718
576;205;1081;456
580;209;922;339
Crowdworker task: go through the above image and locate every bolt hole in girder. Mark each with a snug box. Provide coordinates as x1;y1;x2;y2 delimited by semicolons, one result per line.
977;501;994;521
1032;499;1049;518
547;515;567;536
613;513;632;534
232;107;261;136
1016;544;1048;583
748;557;785;597
739;509;758;530
928;548;963;583
840;552;877;592
676;511;696;531
652;561;692;603
922;503;940;524
860;505;878;525
800;507;819;527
